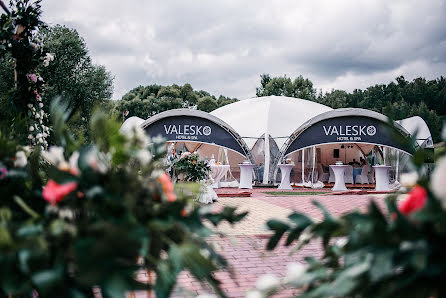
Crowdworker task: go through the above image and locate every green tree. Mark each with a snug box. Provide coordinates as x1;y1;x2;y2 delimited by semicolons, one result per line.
116;83;235;119
39;25;114;138
256;74;316;100
318;89;349;108
197;96;218;112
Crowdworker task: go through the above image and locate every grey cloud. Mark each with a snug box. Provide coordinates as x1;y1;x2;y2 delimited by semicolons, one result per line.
40;0;446;99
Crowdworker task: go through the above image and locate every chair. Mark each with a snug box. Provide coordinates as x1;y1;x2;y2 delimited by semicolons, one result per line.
319;164;329;182
344;165;354;184
328;166;336;183
367;166;375;183
355;165;369;184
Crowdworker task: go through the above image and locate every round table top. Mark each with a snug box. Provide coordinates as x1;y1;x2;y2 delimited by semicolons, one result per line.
238;163;256;167
211;164;230;168
330;164;349;168
278;164;294;168
372;165;392;169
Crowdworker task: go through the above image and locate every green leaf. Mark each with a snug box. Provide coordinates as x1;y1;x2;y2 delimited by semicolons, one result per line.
312;200;335;221
32;267;63;293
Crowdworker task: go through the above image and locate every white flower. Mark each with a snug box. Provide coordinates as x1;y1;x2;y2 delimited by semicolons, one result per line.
336;237;348;248
69;151;80;175
400;171;419;188
195;294;217;298
245;290;263;298
285;262;307;285
29;126;34;132
38;138;44;144
86;151;109;174
298;226;313;243
59;208;74;220
199;249;210;258
136;149;152;166
39;103;43;108
255;274;280;293
14;151;27;168
43;53;55;67
27;103;33;108
35;113;40;119
125;126;150;146
42;146;65;166
431;157;446;209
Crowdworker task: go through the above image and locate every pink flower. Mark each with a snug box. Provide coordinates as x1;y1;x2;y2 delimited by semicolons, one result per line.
0;167;7;179
27;74;37;83
42;179;78;205
398;185;428;215
34;90;42;101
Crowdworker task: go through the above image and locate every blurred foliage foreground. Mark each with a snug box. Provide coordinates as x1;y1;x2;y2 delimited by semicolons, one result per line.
0;99;247;298
263;135;446;297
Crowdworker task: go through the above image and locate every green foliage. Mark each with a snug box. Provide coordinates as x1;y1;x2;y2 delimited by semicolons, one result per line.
265;144;446;297
171;152;211;183
0;100;247;297
112;83;237;120
39;25;114;141
0;0;49;146
256;74;316;101
197;96;218;112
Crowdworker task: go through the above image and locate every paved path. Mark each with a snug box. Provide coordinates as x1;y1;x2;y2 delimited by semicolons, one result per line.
135;188;388;298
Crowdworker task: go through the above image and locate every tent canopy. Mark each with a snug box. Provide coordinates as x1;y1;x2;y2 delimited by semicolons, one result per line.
275;108;413;169
211;96;332;149
119;116;145;134
397;116;434;148
139;109;255;163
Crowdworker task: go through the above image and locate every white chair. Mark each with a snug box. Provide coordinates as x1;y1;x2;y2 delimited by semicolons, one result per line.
344;165;354;184
319;164;329;182
367;166;375;183
328;166;336;183
355;165;370;184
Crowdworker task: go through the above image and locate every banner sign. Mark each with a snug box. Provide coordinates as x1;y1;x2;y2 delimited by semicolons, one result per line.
285;116;412;155
145;115;246;155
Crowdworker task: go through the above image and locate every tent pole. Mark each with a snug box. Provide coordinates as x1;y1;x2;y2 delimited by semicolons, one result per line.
396;151;400;182
311;146;316;185
263;133;270;184
301;148;305;183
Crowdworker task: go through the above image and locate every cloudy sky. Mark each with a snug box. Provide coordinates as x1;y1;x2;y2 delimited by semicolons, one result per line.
39;0;446;100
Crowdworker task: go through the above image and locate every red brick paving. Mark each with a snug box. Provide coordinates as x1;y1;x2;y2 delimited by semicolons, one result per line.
135;188;389;297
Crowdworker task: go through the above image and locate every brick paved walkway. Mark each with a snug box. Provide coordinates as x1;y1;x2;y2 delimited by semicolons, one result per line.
135;188;389;298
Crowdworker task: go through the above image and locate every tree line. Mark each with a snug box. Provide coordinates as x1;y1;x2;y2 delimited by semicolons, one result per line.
256;74;445;142
109;84;237;119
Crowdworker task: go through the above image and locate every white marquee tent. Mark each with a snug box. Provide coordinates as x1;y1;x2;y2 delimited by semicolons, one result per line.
211;96;333;183
397;116;434;149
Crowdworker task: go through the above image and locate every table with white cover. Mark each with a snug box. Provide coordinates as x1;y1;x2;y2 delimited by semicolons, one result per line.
278;164;294;190
329;165;349;191
238;163;256;189
373;165;392;191
210;165;230;188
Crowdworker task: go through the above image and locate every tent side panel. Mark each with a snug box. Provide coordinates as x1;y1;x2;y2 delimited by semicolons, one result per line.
285;116;413;156
144;115;247;156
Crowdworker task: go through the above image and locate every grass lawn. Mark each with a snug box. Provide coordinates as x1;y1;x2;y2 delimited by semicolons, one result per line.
263;191;330;196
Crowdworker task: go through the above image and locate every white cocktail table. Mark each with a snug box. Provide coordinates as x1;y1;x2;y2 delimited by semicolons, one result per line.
329;165;349;191
373;165;391;191
239;163;256;189
210;165;230;188
278;164;294;190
